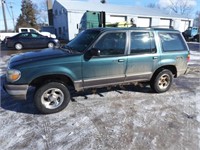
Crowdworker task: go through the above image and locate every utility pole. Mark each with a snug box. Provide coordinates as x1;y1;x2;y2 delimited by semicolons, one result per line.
1;0;8;32
9;2;15;32
47;0;53;26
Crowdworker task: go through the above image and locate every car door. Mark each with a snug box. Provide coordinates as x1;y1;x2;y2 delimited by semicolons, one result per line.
125;31;159;82
18;33;31;48
30;33;46;48
82;31;128;89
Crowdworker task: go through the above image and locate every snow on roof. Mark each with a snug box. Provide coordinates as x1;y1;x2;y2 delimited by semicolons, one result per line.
55;0;189;19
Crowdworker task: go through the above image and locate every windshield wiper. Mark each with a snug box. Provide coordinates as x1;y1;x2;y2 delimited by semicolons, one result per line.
61;45;82;54
60;45;73;53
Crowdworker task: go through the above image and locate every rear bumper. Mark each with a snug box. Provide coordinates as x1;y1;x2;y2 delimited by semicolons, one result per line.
4;84;29;100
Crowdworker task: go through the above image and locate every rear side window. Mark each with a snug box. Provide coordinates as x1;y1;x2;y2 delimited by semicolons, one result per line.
130;32;156;54
159;32;187;51
31;33;41;38
18;33;29;37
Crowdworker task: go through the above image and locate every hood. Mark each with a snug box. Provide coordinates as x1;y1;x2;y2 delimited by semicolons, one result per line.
9;48;76;68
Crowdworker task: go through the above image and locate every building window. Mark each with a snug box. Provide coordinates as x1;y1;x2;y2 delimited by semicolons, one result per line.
55;10;58;16
59;27;62;35
55;29;57;36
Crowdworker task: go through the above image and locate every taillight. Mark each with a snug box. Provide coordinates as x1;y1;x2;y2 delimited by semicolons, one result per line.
187;53;190;62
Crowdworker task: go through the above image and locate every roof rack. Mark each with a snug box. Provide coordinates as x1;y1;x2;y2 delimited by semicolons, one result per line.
150;26;174;29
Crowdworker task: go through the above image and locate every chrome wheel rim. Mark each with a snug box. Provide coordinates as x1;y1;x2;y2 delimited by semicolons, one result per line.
48;43;54;48
41;88;64;109
15;43;22;50
158;74;170;90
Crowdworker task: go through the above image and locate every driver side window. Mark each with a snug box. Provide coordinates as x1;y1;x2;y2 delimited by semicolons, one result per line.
94;32;126;56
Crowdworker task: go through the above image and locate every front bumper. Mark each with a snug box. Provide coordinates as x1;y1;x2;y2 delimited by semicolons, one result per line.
4;84;29;100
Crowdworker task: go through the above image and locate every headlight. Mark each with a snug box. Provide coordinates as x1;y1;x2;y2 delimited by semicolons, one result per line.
6;69;21;82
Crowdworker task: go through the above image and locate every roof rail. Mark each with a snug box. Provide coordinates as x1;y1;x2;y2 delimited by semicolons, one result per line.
150;26;174;29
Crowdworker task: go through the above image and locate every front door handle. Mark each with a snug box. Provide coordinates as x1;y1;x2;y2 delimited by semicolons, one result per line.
153;56;158;59
118;59;125;62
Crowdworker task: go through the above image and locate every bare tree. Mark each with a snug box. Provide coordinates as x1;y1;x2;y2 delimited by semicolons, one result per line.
34;1;48;25
165;0;195;16
194;11;200;28
147;3;161;9
147;0;195;16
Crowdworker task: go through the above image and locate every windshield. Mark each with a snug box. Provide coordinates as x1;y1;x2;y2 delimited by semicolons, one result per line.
64;30;100;52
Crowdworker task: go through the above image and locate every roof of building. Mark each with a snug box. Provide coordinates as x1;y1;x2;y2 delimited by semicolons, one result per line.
55;0;189;19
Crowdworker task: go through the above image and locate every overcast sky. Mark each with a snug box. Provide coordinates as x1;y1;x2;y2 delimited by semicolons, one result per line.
0;0;199;30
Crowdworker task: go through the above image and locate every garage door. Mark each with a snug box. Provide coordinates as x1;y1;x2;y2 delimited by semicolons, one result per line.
109;15;126;23
180;20;190;32
137;17;151;27
159;19;171;28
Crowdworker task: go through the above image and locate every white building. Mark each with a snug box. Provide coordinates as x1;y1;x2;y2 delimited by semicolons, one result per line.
53;0;193;41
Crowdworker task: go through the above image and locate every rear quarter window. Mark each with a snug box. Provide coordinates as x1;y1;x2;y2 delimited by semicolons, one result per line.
158;32;187;52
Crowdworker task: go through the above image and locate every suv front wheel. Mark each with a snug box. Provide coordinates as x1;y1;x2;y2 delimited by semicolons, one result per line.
34;82;70;114
150;69;173;93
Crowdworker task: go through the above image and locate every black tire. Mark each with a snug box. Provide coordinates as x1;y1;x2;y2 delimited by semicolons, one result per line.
15;43;23;50
34;82;70;114
150;69;173;93
47;42;55;48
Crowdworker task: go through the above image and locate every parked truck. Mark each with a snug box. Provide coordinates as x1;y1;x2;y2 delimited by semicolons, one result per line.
79;11;106;32
182;27;199;42
79;11;137;32
0;27;56;42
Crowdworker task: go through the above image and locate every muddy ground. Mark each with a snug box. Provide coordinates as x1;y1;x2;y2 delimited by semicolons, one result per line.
0;43;200;150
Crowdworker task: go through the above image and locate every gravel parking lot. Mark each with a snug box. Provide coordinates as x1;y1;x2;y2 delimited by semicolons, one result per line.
0;43;200;150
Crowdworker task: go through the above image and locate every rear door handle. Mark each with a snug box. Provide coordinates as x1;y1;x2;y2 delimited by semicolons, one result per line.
118;59;125;62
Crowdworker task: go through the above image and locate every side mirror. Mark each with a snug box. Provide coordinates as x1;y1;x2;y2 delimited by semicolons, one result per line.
90;48;100;56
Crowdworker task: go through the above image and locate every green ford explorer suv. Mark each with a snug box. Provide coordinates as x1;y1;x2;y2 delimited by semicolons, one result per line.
4;27;190;114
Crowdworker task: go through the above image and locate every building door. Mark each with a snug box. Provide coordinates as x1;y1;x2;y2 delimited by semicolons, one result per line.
159;19;172;28
180;20;190;32
137;17;151;27
109;15;126;23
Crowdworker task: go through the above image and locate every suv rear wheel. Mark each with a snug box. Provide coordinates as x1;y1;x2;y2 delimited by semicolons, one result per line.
34;82;70;114
150;69;173;93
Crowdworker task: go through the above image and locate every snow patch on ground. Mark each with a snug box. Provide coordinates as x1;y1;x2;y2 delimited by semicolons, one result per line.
0;43;199;150
196;93;200;148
